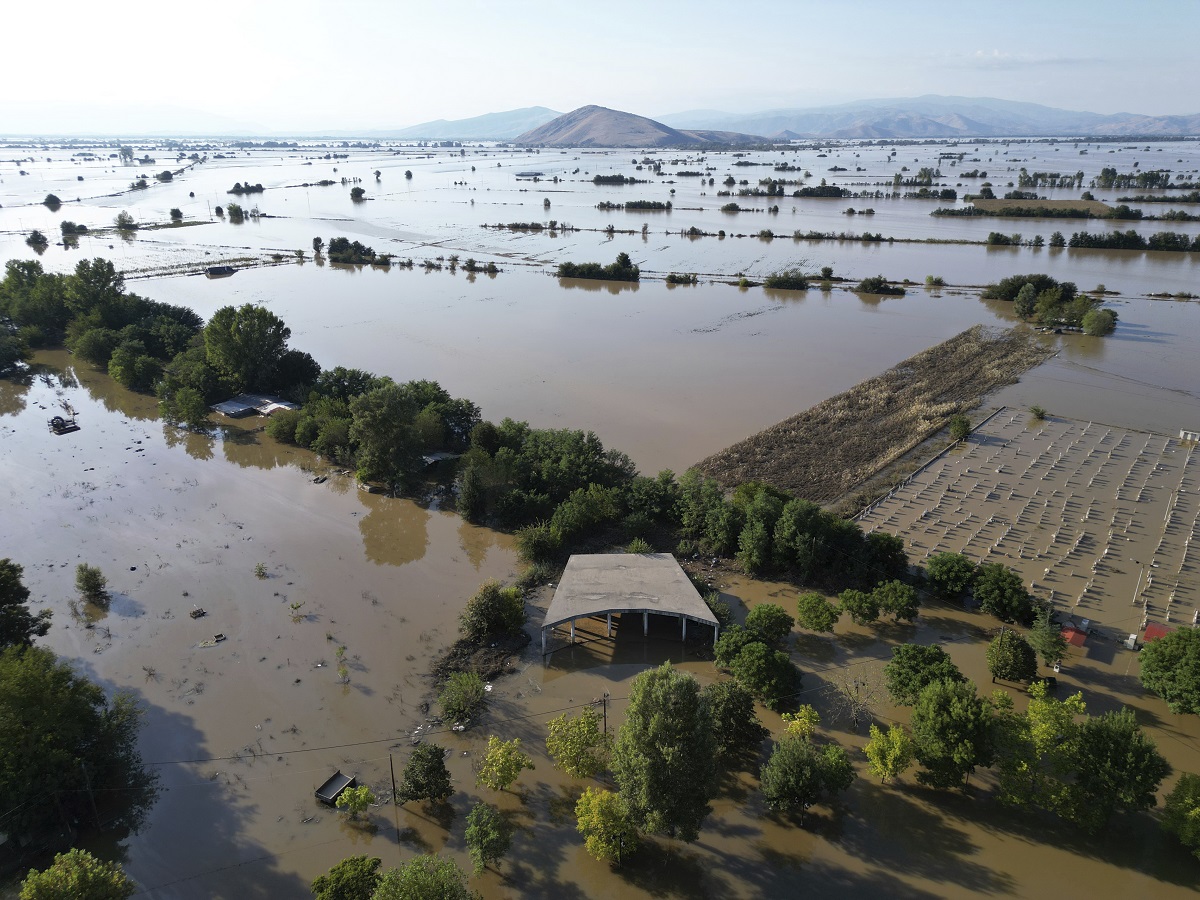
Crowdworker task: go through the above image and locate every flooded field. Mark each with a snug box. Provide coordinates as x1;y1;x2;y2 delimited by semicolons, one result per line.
2;135;1200;897
860;409;1198;643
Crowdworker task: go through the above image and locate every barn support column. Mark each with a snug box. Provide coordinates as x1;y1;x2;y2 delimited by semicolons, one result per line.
643;612;648;636
682;617;687;641
570;619;575;644
541;626;546;655
606;613;612;637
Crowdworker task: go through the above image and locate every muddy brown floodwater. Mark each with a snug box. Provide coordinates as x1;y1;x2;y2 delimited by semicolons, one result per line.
3;352;1199;899
2;137;1200;897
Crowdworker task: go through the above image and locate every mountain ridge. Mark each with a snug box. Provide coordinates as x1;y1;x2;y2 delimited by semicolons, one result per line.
514;105;765;147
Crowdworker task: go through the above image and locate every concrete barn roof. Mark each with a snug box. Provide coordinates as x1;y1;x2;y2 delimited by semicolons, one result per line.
543;553;718;632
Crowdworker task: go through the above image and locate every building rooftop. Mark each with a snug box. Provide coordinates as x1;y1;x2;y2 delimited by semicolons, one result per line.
543;553;718;633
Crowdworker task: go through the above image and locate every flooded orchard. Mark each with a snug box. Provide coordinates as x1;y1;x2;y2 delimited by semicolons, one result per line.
2;135;1200;897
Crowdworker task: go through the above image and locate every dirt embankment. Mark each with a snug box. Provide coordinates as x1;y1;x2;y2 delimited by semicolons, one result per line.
694;325;1053;503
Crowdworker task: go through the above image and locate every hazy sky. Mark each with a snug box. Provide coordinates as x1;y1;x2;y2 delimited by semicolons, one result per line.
3;0;1197;134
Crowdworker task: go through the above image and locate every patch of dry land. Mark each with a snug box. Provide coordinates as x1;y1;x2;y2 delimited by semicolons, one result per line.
858;408;1198;642
696;325;1054;502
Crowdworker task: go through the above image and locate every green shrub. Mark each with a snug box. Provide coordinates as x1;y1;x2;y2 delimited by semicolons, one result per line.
459;579;525;640
440;672;486;722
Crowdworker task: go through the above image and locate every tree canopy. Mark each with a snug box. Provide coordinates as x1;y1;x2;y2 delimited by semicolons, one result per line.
760;735;854;817
1;646;156;845
612;663;717;841
397;744;453;805
910;678;993;789
311;855;382;900
19;848;134;900
1139;627;1200;715
203;303;291;393
883;643;964;710
575;787;638;864
986;629;1037;683
371;855;475;900
546;706;609;779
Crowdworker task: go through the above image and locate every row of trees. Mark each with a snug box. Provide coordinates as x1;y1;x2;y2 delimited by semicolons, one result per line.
556;252;639;282
871;642;1170;833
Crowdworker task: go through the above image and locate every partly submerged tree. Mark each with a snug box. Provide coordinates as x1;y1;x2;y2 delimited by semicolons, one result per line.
612;663;717;841
465;801;512;875
1139;627;1200;715
864;723;915;783
371;855;474;900
575;787;638;864
546;705;609;779
760;735;854;817
19;848;134;900
1163;773;1200;861
910;678;993;789
310;855;382;900
396;744;453;805
475;736;534;791
986;629;1038;683
0;646;156;846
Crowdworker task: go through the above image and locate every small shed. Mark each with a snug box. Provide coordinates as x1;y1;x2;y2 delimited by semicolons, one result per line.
1061;625;1087;648
1143;622;1174;643
315;770;356;806
1180;429;1200;443
541;553;719;655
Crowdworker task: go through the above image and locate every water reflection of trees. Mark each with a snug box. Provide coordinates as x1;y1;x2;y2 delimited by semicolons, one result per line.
358;496;430;567
163;424;215;460
558;278;640;296
458;516;504;570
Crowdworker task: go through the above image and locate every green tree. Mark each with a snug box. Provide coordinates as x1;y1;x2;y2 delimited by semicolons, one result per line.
729;640;799;710
439;671;485;723
459;579;525;640
371;855;474;900
1139;626;1200;715
0;559;51;649
397;744;453;805
612;663;717;841
75;562;109;605
465;802;512;875
1014;282;1038;319
1026;608;1067;666
575;787;638;864
864;724;915;783
19;848;134;900
313;237;325;255
349;381;421;485
713;624;759;668
169;207;182;221
795;592;840;633
837;588;879;626
0;646;155;845
760;735;854;817
884;643;964;705
986;629;1037;683
701;678;767;766
311;855;382;900
114;211;136;231
546;705;609;778
204;303;291;393
1060;708;1169;833
872;580;920;623
335;784;376;821
744;602;795;645
475;736;534;791
1081;307;1117;335
925;552;976;600
972;563;1033;624
948;414;971;441
1163;773;1200;861
910;678;993;789
992;680;1085;811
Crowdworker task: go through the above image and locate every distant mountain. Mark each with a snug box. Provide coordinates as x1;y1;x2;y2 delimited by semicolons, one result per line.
384;107;562;140
657;96;1200;138
515;105;765;148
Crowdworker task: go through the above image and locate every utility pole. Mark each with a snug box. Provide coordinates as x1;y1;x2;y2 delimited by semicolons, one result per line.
389;753;398;804
601;692;609;736
81;761;100;828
